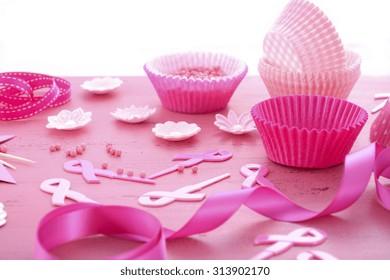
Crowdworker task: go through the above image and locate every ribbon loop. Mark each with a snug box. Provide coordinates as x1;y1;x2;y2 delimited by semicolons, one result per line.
63;160;102;184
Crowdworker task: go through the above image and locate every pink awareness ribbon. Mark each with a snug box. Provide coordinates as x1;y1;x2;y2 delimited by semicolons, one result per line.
0;72;71;120
34;143;390;259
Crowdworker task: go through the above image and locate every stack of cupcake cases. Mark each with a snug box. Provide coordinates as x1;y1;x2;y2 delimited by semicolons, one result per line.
259;0;361;99
252;0;368;168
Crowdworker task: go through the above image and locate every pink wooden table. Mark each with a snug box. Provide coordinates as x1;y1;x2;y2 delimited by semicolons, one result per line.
1;75;390;260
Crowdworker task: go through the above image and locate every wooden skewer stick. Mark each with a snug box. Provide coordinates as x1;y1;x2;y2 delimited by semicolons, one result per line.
371;99;387;114
0;159;16;170
374;93;390;99
0;152;35;164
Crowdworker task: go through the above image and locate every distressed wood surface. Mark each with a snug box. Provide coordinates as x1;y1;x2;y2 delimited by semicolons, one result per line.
1;75;390;260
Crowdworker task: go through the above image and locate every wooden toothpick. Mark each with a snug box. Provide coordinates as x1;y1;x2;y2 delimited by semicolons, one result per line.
0;152;35;164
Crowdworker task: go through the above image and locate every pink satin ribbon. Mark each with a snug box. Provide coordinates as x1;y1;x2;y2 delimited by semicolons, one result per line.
34;143;390;259
0;72;71;120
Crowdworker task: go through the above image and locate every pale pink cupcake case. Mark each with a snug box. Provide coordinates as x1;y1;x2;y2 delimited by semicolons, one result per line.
264;0;346;73
258;50;361;99
260;0;361;100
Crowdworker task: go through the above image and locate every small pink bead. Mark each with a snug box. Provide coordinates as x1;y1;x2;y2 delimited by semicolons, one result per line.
110;148;116;155
106;146;112;153
65;149;71;156
0;145;7;153
80;143;86;150
116;167;124;175
191;166;198;173
127;170;134;177
114;149;122;157
178;165;185;172
49;145;56;152
101;162;108;169
139;171;146;178
76;146;84;154
69;149;77;157
55;143;61;150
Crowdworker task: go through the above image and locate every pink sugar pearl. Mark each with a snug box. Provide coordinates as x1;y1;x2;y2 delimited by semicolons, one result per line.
174;66;226;79
114;149;122;157
69;149;77;157
76;146;84;154
178;164;185;172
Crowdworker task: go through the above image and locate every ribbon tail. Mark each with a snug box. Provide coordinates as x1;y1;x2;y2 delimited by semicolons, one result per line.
0;135;15;144
318;143;376;216
245;144;376;221
166;144;377;237
0;163;16;184
165;188;253;239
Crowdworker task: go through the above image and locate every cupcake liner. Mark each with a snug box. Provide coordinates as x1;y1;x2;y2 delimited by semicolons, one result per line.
263;31;303;72
258;50;361;99
273;0;331;36
251;95;368;168
144;52;248;114
264;0;346;73
370;98;390;147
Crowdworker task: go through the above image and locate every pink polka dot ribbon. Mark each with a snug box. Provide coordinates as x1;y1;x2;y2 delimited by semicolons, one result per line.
0;72;71;121
34;143;390;259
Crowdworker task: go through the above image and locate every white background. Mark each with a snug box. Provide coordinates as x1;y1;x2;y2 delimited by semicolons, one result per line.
1;0;390;76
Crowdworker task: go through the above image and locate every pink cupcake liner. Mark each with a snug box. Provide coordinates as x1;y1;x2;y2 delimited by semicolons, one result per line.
370;98;390;147
263;0;346;73
251;95;368;168
258;50;361;99
144;52;248;114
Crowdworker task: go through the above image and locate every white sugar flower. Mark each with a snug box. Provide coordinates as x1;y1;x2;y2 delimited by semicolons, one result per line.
46;108;92;130
81;77;123;94
152;121;201;141
110;105;156;123
214;110;256;135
